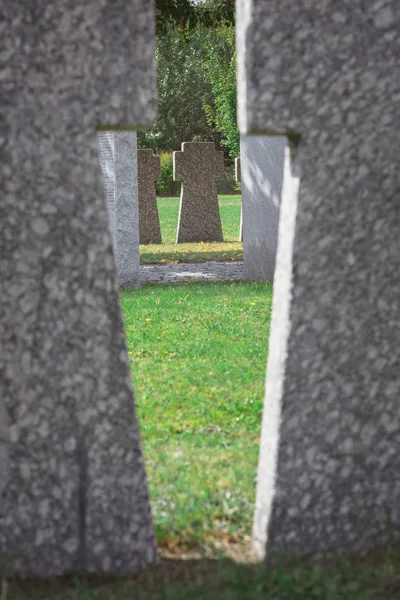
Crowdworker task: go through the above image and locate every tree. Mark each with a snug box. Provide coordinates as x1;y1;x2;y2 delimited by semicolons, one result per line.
203;26;239;158
138;24;220;152
139;16;239;160
156;0;234;34
156;0;197;35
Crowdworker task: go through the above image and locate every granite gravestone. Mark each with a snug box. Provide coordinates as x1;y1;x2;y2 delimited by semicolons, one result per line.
174;142;225;243
138;149;162;245
241;136;286;281
235;157;243;241
97;130;140;287
237;0;400;561
1;0;157;578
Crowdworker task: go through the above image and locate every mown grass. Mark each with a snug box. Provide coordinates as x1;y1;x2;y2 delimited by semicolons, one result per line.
7;545;400;599
140;195;242;264
121;281;272;546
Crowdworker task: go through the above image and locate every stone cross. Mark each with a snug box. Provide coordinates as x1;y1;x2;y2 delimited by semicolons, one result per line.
240;136;285;281
0;0;157;578
97;130;140;287
174;142;225;243
138;149;162;244
235;157;243;242
237;0;400;561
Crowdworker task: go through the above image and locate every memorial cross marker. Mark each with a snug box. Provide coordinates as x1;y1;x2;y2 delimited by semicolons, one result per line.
98;130;140;287
174;142;225;243
138;149;162;244
1;0;157;578
241;136;286;281
237;0;400;561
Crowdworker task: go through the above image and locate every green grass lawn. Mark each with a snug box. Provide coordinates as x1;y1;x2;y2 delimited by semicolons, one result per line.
140;195;243;264
121;281;272;548
8;546;400;599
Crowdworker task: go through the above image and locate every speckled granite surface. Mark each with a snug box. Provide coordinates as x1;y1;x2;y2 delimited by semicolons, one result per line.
98;131;140;288
138;149;162;245
241;136;285;281
0;0;157;577
237;0;400;560
98;132;118;251
174;142;225;243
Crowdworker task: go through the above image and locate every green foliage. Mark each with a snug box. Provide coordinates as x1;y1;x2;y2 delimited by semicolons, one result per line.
155;152;181;196
197;0;235;27
138;22;239;159
156;0;196;35
156;0;235;35
203;26;239;158
138;24;219;153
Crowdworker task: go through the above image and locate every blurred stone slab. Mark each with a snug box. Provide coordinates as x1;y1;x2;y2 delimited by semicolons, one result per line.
235;157;243;241
235;157;241;182
241;135;286;281
0;0;157;578
138;149;162;244
98;131;140;288
174;142;225;243
0;396;8;499
237;0;400;561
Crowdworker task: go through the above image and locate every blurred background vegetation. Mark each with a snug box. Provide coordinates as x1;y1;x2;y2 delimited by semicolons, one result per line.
139;0;239;194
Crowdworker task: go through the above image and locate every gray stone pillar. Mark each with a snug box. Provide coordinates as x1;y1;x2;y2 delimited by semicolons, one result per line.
237;0;400;562
174;142;225;243
98;131;140;288
0;397;8;499
235;157;243;242
241;135;286;281
0;0;157;578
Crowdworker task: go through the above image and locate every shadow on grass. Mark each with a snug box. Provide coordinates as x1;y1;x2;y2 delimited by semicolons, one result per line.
140;241;243;265
6;543;400;600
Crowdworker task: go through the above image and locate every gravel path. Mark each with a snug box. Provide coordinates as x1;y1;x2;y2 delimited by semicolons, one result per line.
140;261;244;284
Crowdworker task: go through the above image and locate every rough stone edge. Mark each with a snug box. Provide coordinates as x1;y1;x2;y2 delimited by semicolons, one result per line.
0;394;8;499
114;131;140;289
236;0;253;134
252;147;300;557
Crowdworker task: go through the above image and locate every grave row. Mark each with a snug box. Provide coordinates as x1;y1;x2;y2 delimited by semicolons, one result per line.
97;138;226;248
1;0;399;579
98;136;284;285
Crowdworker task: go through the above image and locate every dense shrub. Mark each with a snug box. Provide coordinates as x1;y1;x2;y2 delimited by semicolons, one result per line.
137;22;239;158
155;152;181;196
203;26;239;159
